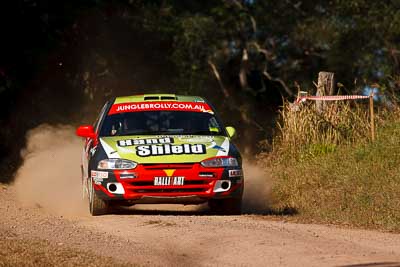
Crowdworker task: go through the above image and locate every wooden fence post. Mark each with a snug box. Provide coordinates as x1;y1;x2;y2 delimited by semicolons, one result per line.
316;72;335;112
369;93;375;141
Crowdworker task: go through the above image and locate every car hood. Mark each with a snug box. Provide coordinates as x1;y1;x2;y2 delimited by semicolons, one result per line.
99;135;231;164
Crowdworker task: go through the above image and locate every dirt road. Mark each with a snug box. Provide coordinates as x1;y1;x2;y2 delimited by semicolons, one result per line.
1;184;400;267
2;125;400;266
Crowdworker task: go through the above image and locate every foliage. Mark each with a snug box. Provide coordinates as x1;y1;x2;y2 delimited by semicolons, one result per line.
2;1;400;102
1;0;400;122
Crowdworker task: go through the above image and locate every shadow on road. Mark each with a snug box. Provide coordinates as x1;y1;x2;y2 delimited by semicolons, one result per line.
340;262;400;267
108;204;298;217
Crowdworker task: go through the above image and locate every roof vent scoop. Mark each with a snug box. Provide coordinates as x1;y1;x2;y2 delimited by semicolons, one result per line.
143;95;177;101
160;96;177;100
144;96;160;101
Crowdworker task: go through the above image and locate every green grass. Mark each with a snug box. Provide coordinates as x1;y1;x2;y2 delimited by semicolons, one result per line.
263;102;400;231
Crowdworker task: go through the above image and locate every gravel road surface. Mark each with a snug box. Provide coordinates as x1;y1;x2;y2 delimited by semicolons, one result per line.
1;184;400;267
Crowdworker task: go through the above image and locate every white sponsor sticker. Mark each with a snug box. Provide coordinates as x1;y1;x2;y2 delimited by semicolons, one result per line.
91;171;109;179
154;176;185;186
119;172;138;179
178;136;213;143
229;170;243;177
91;171;109;184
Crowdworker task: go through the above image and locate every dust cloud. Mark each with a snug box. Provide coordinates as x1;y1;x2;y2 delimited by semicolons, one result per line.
242;159;272;214
13;124;87;217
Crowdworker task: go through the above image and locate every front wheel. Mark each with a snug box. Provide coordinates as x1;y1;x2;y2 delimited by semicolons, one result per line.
81;165;87;200
88;178;109;216
208;198;242;215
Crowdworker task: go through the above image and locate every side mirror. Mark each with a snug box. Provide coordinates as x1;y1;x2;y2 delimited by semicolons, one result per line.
225;126;236;138
76;125;96;139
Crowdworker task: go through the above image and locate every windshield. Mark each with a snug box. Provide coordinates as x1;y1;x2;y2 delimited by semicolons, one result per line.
99;111;225;136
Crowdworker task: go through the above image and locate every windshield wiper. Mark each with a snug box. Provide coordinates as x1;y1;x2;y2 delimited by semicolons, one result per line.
104;130;221;136
183;130;220;135
117;130;183;136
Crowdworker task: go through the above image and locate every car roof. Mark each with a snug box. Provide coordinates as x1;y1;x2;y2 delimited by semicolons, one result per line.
113;94;207;104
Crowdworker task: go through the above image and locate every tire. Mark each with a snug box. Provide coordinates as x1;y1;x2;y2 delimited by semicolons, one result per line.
88;178;109;216
208;197;242;215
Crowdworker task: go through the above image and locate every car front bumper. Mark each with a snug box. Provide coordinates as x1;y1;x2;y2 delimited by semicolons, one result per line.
90;163;244;204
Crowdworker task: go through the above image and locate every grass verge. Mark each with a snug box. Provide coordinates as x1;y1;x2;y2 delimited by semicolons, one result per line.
262;101;400;231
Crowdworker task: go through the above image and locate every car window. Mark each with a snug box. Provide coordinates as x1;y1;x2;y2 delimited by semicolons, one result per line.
99;111;225;136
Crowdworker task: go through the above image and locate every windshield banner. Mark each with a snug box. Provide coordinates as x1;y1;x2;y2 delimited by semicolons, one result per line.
108;101;213;115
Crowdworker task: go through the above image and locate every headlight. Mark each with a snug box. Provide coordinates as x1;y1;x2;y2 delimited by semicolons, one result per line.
201;157;239;168
97;159;137;170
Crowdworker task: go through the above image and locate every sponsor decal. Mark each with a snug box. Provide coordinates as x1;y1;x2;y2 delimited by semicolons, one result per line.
136;144;206;157
229;169;243;177
206;140;228;153
216;137;230;156
91;170;108;179
108;101;213;115
178;136;213;143
208;141;226;152
89;146;97;156
91;170;109;184
118;137;173;147
116;137;207;157
120;172;138;179
100;139;121;159
199;172;215;178
154;176;185;186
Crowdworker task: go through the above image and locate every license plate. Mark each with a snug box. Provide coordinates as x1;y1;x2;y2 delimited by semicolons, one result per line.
154;176;185;186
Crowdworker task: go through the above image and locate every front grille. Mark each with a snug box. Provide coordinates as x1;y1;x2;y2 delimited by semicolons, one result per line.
121;162;217;196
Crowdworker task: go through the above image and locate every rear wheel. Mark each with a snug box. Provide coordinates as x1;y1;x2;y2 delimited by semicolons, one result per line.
88;178;109;216
208;197;242;215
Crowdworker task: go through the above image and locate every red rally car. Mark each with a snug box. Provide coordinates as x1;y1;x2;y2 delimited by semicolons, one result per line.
76;94;244;215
